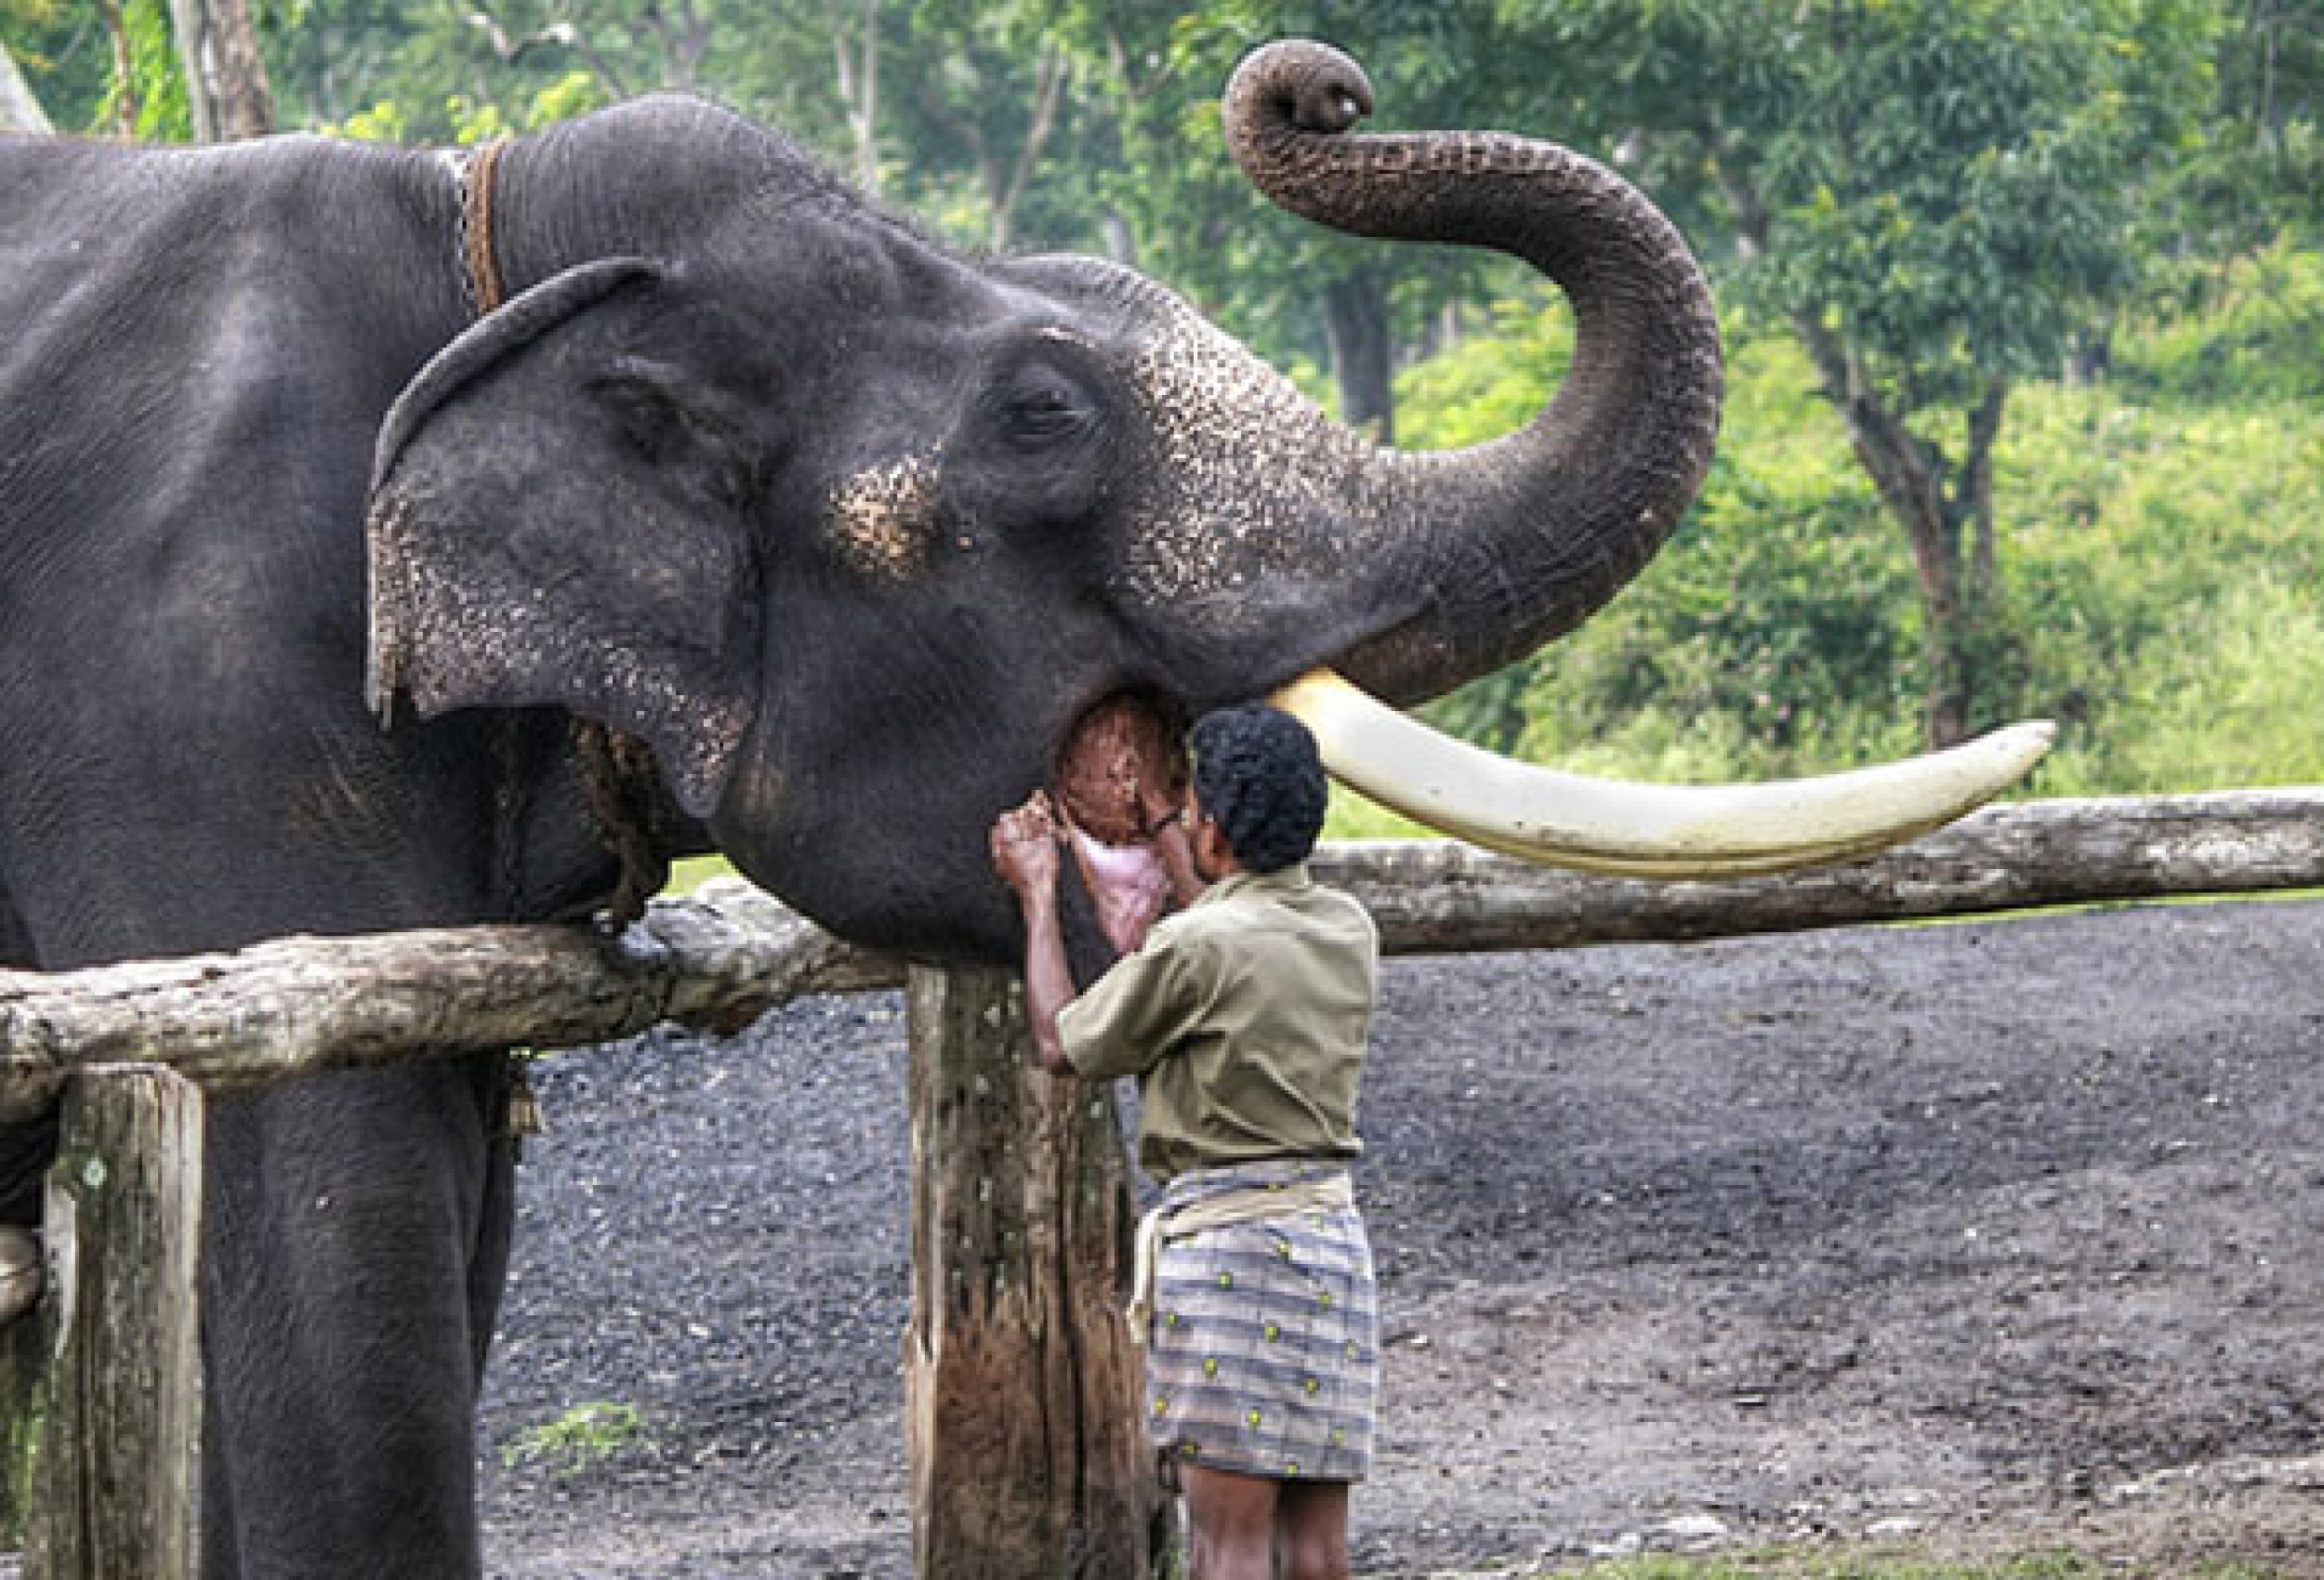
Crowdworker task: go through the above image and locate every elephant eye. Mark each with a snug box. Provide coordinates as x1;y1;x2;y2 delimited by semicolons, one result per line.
993;367;1097;449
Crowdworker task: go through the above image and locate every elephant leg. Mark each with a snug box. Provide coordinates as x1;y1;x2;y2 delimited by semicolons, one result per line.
198;1052;515;1580
0;884;49;1273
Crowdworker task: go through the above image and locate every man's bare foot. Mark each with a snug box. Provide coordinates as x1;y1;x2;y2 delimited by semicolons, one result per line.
0;1225;41;1326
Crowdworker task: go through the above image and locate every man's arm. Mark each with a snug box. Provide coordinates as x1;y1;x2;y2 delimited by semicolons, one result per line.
990;793;1081;1076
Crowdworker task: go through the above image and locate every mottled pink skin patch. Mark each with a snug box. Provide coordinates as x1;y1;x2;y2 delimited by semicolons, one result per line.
1069;826;1171;955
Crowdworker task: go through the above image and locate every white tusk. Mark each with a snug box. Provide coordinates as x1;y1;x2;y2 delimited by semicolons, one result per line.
1269;668;2055;878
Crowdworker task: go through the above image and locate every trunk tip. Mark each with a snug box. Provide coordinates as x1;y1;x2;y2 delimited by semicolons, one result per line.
1226;39;1376;148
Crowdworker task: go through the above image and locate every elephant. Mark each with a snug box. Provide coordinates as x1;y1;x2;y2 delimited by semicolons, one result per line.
0;38;2043;1578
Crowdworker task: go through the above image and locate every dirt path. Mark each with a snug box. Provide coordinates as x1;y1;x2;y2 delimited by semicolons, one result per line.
481;896;2324;1578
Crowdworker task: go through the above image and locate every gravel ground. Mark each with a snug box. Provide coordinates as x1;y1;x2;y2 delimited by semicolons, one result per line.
480;895;2324;1578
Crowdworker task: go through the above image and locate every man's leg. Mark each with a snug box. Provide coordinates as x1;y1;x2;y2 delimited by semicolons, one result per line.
1274;1480;1353;1580
1180;1464;1279;1580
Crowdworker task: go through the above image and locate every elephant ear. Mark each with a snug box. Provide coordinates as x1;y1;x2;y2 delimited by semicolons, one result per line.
366;257;759;820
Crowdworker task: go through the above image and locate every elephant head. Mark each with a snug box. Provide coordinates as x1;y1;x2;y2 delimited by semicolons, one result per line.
365;41;2047;961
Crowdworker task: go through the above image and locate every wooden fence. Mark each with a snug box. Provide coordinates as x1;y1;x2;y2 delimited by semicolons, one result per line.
2;788;2321;1577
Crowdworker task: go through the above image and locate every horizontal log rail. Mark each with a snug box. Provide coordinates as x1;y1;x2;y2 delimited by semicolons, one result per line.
4;788;2319;1120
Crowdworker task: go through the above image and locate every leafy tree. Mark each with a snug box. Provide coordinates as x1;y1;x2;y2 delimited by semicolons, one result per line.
891;4;1093;251
2135;0;2324;377
2207;0;2324;240
1498;0;2225;746
261;0;855;147
1061;0;1524;441
3;0;105;129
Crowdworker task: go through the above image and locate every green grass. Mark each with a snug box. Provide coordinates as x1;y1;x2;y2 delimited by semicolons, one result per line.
500;1401;648;1479
1427;1550;2296;1579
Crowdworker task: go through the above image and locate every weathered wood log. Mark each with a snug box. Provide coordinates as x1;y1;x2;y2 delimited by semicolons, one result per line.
0;882;900;1123
30;1066;205;1580
901;967;1163;1578
3;790;2319;1121
1323;786;2324;955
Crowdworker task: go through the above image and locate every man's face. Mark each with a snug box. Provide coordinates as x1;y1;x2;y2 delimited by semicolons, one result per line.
1185;788;1235;884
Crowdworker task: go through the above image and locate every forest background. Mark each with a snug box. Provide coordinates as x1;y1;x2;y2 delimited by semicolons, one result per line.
5;0;2320;831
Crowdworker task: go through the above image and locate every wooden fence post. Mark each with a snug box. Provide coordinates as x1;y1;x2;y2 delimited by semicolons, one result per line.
0;1302;36;1546
902;966;1169;1578
30;1064;205;1580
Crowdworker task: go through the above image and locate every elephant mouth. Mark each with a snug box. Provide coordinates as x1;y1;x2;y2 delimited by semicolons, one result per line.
1052;688;1191;849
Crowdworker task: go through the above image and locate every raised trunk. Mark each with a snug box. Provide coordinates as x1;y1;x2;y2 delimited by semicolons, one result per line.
1221;41;1723;706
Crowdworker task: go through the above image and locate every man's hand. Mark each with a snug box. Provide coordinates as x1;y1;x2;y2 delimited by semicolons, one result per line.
990;790;1063;902
990;790;1079;1076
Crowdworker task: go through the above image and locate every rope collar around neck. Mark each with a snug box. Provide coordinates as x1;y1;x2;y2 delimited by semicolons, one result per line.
454;138;511;316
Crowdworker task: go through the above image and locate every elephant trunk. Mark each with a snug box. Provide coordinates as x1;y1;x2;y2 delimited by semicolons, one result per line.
1223;39;1723;706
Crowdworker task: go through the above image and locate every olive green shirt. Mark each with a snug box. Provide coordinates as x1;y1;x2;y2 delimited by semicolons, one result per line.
1057;862;1378;1182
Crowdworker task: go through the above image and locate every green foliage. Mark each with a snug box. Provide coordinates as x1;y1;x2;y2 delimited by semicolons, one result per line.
1500;1553;2302;1580
1492;0;2237;741
1516;1553;2127;1578
1414;315;1921;776
2000;375;2324;794
2119;239;2324;402
320;69;605;144
2;0;106;130
107;0;191;140
501;1400;647;1478
1390;266;2321;802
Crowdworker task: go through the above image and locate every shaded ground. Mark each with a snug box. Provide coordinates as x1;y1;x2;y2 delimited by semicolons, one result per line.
481;896;2324;1577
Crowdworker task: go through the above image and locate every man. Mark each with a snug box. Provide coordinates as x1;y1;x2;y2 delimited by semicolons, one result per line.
991;704;1380;1580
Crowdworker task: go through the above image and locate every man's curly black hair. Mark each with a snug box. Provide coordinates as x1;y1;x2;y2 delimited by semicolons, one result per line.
1189;705;1328;875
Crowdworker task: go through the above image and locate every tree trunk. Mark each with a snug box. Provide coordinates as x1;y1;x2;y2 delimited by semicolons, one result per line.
168;0;275;141
1791;316;2014;747
1323;270;1395;445
0;41;52;133
985;43;1070;256
831;0;881;197
902;967;1165;1577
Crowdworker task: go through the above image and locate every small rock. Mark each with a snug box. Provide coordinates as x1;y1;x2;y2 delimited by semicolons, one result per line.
1658;1513;1730;1544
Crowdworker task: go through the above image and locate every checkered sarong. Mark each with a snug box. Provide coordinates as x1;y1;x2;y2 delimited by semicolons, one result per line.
1143;1159;1379;1481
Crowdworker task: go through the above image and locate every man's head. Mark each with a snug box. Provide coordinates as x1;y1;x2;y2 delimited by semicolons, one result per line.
1188;705;1329;876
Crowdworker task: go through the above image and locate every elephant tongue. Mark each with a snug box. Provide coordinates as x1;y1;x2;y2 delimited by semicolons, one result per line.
1069;828;1170;955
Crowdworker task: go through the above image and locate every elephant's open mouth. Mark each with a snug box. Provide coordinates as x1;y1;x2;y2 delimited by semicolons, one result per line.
1052;689;1190;849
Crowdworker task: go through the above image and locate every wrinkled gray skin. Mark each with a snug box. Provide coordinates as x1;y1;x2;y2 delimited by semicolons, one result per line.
0;42;1718;1579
